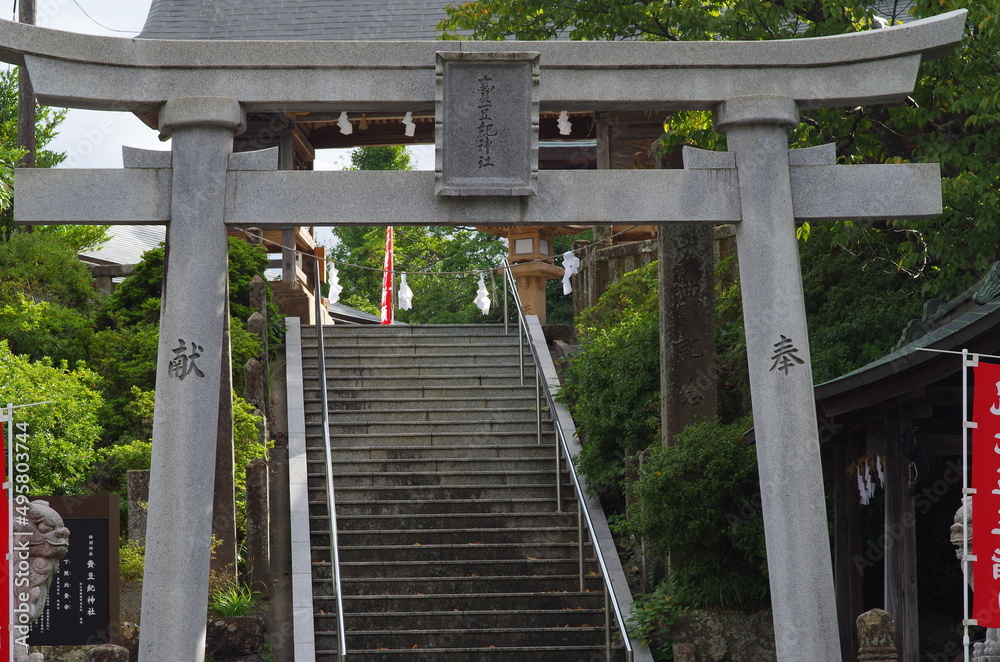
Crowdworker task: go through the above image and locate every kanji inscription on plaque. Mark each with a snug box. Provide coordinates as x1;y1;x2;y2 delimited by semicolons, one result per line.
436;51;539;197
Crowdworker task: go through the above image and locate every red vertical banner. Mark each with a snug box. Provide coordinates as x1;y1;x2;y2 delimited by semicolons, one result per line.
380;226;394;325
972;361;1000;626
0;413;8;662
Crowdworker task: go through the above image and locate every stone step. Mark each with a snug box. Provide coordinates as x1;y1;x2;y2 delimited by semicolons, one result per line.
311;457;558;475
314;525;580;547
331;497;562;516
305;323;515;338
335;542;589;563
300;323;628;662
318;557;594;579
310;374;533;388
324;626;607;650
317;421;552;435
319;353;531;367
302;355;534;377
324;608;607;630
312;444;556;462
305;430;556;446
311;483;566;502
311;407;550;424
321;385;540;400
322;394;541;411
319;344;528;358
307;436;556;457
312;645;625;661
311;469;566;489
317;591;607;613
328;574;605;596
326;511;577;532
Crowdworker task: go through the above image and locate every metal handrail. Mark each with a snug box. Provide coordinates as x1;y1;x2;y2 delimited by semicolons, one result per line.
501;259;635;662
313;260;347;661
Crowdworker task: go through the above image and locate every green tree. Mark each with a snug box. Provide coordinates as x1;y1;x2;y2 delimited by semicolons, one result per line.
0;340;103;494
624;419;767;610
0;68;106;247
327;146;507;323
558;263;660;492
0;232;98;363
440;0;1000;296
92;238;272;443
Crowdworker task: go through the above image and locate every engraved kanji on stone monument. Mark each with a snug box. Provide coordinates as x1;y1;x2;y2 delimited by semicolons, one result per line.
435;51;539;196
168;339;206;381
770;334;804;375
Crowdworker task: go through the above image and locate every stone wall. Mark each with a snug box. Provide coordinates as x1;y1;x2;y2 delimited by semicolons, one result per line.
670;609;776;662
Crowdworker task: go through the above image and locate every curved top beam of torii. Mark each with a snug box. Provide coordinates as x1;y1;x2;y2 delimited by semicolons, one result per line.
0;10;967;114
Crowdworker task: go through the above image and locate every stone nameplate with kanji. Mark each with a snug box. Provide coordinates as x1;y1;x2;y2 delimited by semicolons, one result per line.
436;52;539;196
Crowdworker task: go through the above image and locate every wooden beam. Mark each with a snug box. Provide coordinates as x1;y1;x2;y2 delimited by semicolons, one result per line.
835;440;864;662
884;416;919;662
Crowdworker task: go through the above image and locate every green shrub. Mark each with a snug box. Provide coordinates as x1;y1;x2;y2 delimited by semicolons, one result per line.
0;232;97;310
0;340;103;494
209;581;260;617
559;263;660;493
622;418;768;610
0;294;94;363
120;538;145;587
627;580;686;661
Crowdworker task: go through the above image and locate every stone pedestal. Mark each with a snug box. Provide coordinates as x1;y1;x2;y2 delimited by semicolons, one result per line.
714;95;840;662
975;630;1000;662
126;470;150;542
857;609;897;661
138;97;245;662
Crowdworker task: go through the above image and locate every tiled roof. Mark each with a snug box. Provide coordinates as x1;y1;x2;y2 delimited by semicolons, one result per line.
80;226;166;266
139;0;919;42
139;0;458;41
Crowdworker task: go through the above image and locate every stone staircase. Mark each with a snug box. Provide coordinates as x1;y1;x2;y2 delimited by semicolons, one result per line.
300;323;622;660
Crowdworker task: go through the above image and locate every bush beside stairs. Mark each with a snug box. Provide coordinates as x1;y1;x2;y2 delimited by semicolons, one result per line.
300;323;625;660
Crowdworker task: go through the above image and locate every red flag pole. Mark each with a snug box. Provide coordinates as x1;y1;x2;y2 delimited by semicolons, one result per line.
380;226;394;325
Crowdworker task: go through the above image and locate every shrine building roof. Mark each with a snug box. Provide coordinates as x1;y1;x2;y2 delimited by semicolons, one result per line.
138;0;914;42
139;0;458;41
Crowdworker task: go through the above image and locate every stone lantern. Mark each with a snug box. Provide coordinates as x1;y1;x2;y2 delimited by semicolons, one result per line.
478;225;585;323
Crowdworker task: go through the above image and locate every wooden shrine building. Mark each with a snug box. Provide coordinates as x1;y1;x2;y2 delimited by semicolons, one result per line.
816;263;1000;661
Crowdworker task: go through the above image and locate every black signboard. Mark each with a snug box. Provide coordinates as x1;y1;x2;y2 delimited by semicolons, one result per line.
26;495;120;646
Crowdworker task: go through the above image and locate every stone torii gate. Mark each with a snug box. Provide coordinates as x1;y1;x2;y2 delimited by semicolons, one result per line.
3;11;965;662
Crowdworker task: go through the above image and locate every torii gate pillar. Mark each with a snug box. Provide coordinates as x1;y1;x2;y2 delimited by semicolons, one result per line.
714;95;839;660
140;97;244;662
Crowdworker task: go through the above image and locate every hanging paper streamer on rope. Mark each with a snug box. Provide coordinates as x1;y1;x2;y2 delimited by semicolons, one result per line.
561;250;580;295
849;455;883;506
337;111;353;135
557;111;572;136
327;260;343;305
402;112;416;138
474;274;491;315
971;360;1000;627
398;273;413;311
380;227;394;324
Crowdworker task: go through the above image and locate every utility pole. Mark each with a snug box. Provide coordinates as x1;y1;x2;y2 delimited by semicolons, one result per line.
17;0;36;169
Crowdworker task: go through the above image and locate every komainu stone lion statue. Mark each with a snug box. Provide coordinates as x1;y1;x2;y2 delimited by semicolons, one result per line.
13;500;70;662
